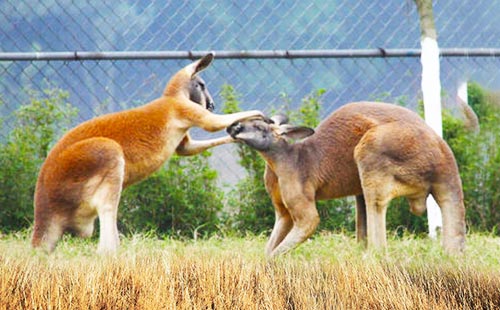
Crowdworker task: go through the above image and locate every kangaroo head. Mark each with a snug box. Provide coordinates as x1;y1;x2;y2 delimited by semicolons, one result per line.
188;75;214;111
164;53;215;111
227;114;315;151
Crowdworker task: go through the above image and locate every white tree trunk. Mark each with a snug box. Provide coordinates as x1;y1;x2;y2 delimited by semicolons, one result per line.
420;36;443;239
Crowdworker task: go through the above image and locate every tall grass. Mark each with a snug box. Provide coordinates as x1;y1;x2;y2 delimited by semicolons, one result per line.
1;232;499;309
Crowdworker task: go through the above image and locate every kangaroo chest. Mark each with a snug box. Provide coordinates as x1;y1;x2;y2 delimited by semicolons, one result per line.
122;124;187;187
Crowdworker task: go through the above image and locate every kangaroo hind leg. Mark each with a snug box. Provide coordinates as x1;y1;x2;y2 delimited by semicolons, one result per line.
59;138;126;254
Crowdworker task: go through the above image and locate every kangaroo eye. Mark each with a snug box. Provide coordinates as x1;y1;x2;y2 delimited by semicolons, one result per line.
198;82;205;90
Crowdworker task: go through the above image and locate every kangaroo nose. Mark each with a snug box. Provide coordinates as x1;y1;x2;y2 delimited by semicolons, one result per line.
226;122;243;137
207;101;215;112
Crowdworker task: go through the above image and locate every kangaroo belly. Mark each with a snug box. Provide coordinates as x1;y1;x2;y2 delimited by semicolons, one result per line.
312;154;363;201
316;179;363;200
122;132;185;187
123;154;171;187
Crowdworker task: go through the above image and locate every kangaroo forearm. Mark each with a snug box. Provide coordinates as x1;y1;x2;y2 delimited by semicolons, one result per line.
175;136;234;156
199;111;263;132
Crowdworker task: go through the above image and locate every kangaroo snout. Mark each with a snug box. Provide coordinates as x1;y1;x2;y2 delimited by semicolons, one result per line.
227;115;275;138
207;101;215;112
226;122;243;137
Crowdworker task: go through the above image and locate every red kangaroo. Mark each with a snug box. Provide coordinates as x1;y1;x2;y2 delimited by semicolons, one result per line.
32;54;265;253
227;102;466;257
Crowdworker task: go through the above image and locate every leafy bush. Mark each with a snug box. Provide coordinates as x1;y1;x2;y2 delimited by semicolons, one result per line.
119;153;224;239
220;84;274;233
0;88;77;231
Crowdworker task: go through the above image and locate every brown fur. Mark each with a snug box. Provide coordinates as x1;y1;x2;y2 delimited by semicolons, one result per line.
32;54;265;253
228;101;466;257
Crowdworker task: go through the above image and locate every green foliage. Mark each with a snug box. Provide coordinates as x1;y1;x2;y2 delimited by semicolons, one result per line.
277;89;324;128
385;198;428;235
0;88;77;231
315;199;356;232
221;84;274;232
467;82;494;123
119;152;224;239
289;88;325;128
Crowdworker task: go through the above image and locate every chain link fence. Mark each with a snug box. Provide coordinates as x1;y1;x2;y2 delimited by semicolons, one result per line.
1;0;500;184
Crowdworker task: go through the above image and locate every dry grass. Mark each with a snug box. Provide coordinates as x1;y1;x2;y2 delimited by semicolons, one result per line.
1;232;499;309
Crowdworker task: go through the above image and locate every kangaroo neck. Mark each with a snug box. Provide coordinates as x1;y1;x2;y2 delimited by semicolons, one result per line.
261;141;315;176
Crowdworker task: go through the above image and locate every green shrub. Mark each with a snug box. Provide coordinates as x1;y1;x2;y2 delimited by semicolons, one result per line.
0;88;77;231
119;151;224;239
220;84;274;233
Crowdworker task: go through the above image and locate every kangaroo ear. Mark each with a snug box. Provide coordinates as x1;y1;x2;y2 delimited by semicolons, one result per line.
279;125;315;140
271;114;289;125
188;53;214;79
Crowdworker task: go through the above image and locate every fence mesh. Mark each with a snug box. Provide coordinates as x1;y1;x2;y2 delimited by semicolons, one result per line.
1;0;500;183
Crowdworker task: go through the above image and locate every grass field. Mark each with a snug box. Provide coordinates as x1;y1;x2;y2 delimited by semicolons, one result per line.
1;231;499;309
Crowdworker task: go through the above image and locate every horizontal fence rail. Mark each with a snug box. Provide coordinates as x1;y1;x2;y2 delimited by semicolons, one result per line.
2;48;500;61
